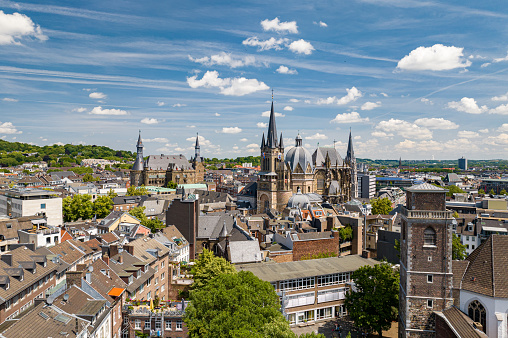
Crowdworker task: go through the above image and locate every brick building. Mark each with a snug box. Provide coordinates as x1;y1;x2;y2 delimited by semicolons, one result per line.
399;183;454;337
166;196;199;259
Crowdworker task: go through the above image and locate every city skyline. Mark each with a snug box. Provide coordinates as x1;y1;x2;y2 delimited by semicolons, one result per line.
1;0;508;160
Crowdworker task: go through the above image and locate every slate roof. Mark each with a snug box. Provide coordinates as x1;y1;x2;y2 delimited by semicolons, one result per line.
145;154;193;171
55;285;106;318
435;306;488;338
406;183;446;192
108;251;154;293
286;144;314;173
198;213;235;240
87;258;127;303
48;240;87;266
98;232;120;244
461;235;508;298
312;147;344;167
452;260;469;289
194;190;234;203
228;241;262;264
128;235;170;264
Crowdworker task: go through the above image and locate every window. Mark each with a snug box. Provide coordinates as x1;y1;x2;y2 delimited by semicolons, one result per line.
279;277;315;291
161;261;165;269
144;319;150;330
165;320;172;330
176;320;183;331
468;300;486;333
41;203;46;209
147;292;151;300
427;299;433;308
134;320;141;329
424;227;436;246
6;223;11;229
428;256;432;262
124;317;129;324
161;272;165;280
317;288;348;303
316;307;333;320
427;275;433;283
317;273;350;287
155;319;162;330
154;265;159;273
288;313;296;325
161;285;165;292
155;277;158;285
285;292;315;308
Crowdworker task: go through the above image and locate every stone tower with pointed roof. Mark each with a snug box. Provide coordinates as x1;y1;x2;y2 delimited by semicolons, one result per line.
130;130;145;187
257;100;291;213
345;129;358;199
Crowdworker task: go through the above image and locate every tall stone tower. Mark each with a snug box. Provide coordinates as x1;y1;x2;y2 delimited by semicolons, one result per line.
192;133;205;183
130;130;144;187
345;129;358;199
398;183;454;337
194;132;201;161
257;100;291;213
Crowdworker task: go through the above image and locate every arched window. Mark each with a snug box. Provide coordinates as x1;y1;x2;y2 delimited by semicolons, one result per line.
468;300;486;332
424;227;436;246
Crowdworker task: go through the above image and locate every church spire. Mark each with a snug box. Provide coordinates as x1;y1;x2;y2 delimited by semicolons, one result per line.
261;132;265;148
346;128;355;163
194;133;201;161
136;129;143;148
266;99;278;148
132;130;144;171
279;133;284;150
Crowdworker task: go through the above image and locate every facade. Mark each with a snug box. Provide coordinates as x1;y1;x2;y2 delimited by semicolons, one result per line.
0;188;63;226
130;132;205;188
357;173;376;199
399;183;454;337
480;179;508;195
257;101;355;213
166;196;199;260
458;157;468;170
17;219;61;249
237;256;377;326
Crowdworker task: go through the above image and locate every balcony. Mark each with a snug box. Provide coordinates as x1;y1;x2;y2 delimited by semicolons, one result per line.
402;207;452;219
123;301;189;317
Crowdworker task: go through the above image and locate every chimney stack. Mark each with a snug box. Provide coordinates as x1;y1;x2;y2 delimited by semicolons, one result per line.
1;254;12;266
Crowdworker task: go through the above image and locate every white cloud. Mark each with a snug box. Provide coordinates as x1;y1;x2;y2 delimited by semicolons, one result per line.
376;118;432;140
276;65;297;74
157;101;165;106
257;122;268;128
304;100;311;104
484;133;508;146
186;125;196;128
242;36;289;51
186;135;211;146
2;98;18;102
354;136;361;140
420;98;434;105
380;93;388;97
240;138;248;142
187;71;269;96
395;139;442;152
246;143;259;149
0;122;21;134
371;131;393;138
330;111;369;124
481;63;491;68
361;101;381;110
288;39;315;55
457;130;479;138
221;127;242;134
494;53;508;63
305;133;328;140
489;104;508;115
397;44;471;71
289;98;300;103
215;113;221;116
414;118;458;130
189;52;256;68
261;110;285;117
448;97;487;114
173;103;186;107
89;106;128;116
0;10;47;45
498;124;508;132
313;21;328;27
261;17;298;34
140;117;159;124
318;87;363;105
492;92;508;101
283;106;294;111
52;142;65;146
144;137;168;143
89;92;107;99
72;107;87;113
479;128;489;133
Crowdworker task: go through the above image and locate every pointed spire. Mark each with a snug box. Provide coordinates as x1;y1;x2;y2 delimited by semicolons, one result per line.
266;100;278;148
137;130;143;148
346;128;355;163
132;130;144;171
220;220;229;238
261;132;266;148
194;133;201;161
195;133;200;148
279;133;284;149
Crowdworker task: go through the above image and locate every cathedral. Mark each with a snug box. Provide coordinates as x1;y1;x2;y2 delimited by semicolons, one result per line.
130;131;205;187
257;100;357;213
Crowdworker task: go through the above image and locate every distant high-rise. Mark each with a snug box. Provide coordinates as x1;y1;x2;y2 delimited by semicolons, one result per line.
458;157;468;170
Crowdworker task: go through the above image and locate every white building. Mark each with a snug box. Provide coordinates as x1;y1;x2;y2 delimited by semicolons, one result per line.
0;188;63;226
357;174;376;199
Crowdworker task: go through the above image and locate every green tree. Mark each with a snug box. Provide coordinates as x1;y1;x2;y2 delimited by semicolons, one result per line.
452;233;467;260
129;206;147;222
62;194;94;222
190;248;236;290
489;188;495;195
298;333;325;338
107;189;118;198
500;189;507;195
128;206;163;233
127;185;149;196
371;197;392;215
184;270;288;338
444;185;465;197
166;181;178;189
452;211;459;218
93;195;113;218
478;188;485;195
344;263;399;337
339;226;353;242
82;173;98;182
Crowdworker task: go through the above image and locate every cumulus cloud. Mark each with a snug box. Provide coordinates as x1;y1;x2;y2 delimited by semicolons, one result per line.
187;70;269;96
330;111;369;124
257;122;268;128
494;53;508;63
157;101;165;106
140;118;160;125
489;104;508;115
397;44;471;71
288;39;315;55
173;103;186;107
313;21;328;27
89;92;107;99
317;87;363;105
0;122;21;134
215;113;221;116
305;133;327;140
414;118;459;130
2;98;18;102
380;93;389;97
289;98;300;103
276;65;297;74
304;100;311;104
361;101;381;110
242;37;289;51
261;17;298;34
240;138;248;142
246;143;259;149
479;128;489;133
283;106;294;111
189;52;256;68
0;10;47;45
221;127;242;134
395;139;442;151
261;110;285;117
72;107;87;113
457;130;479;138
144;137;168;143
492;92;508;101
186;135;211;146
448;97;487;114
89;106;128;116
371;131;393;138
376;118;432;140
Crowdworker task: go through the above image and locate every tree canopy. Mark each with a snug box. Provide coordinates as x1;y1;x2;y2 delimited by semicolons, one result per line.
444;185;465;197
452;233;467;260
63;194;94;222
190;248;236;290
344;263;399;337
371;197;392;215
128;206;164;233
127;185;149;196
93;195;113;218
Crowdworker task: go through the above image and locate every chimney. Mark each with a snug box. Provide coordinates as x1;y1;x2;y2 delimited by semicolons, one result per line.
1;254;13;266
123;245;134;256
85;272;91;284
110;245;119;258
103;254;110;266
118;255;123;264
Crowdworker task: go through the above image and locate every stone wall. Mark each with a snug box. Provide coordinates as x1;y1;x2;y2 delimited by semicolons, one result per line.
407;191;446;211
292;235;340;261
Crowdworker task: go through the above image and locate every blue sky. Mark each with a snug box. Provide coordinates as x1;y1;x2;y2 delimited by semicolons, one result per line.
1;0;508;160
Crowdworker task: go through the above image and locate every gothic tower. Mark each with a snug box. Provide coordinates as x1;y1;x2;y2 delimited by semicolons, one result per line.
345;129;358;199
130;130;144;186
398;184;454;337
192;133;205;182
257;100;291;213
194;133;201;161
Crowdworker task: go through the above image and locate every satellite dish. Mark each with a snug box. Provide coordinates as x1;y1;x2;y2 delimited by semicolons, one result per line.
63;294;69;301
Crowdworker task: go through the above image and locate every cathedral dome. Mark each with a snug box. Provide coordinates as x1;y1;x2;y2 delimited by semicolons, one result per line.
285;134;314;173
287;188;311;209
